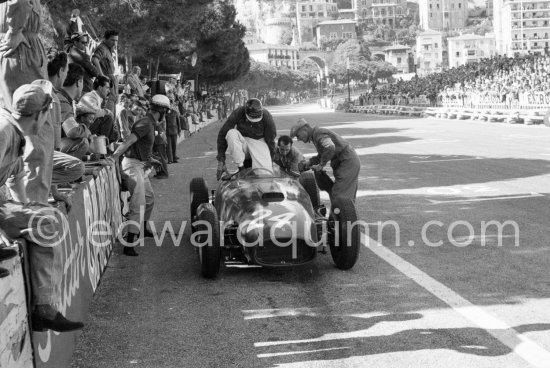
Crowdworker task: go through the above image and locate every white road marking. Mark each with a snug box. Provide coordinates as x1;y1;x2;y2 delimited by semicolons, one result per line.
404;139;460;145
364;234;550;368
428;193;545;204
243;308;317;320
257;347;351;358
410;157;482;164
179;155;212;160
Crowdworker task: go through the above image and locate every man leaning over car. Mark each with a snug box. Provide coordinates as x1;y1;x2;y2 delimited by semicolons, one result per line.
216;98;276;180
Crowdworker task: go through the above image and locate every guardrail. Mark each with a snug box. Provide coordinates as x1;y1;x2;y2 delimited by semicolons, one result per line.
347;104;426;117
346;103;550;126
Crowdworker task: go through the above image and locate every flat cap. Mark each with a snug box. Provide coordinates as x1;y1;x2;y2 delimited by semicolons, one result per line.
289;118;309;138
12;80;53;117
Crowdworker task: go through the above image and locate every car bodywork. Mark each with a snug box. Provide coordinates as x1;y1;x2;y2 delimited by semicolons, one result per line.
213;168;319;267
190;167;360;278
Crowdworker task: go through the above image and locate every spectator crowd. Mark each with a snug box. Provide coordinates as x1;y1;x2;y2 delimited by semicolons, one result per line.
357;53;550;108
0;1;226;334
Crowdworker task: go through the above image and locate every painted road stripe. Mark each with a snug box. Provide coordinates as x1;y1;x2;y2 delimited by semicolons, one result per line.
257;347;351;358
364;234;550;368
410;157;482;163
428;193;545;204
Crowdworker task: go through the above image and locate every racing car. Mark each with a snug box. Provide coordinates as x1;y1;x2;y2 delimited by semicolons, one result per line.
189;167;360;278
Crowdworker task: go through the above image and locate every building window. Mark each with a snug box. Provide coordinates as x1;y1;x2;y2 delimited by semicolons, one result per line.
452;3;454;9
397;57;402;64
459;3;462;8
330;32;338;39
429;4;432;9
435;43;438;48
467;50;475;56
437;4;439;9
456;52;460;57
430;12;432;18
343;32;353;39
363;8;368;17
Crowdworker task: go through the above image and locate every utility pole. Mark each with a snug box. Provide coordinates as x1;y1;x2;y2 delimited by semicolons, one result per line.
346;56;351;102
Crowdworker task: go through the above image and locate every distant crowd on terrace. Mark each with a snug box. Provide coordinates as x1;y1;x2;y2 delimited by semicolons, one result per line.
357;52;550;108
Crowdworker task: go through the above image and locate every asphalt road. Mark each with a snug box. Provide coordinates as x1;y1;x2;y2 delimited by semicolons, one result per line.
72;104;550;368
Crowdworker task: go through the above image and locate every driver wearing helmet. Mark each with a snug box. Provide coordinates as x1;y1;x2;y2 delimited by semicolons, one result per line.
216;98;277;180
112;94;171;256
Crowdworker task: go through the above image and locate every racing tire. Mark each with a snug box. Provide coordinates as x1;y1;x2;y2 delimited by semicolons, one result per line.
328;197;360;270
190;177;209;220
196;203;221;278
299;171;320;211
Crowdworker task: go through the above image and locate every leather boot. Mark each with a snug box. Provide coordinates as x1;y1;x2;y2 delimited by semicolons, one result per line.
142;222;155;238
0;247;17;262
123;246;139;256
32;304;84;332
123;233;139;256
0;267;9;278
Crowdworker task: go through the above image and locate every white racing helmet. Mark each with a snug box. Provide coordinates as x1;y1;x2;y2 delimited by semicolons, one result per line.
151;94;171;110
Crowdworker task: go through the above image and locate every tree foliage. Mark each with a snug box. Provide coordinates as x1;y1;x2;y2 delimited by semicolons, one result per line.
329;60;397;84
227;61;316;97
333;38;371;64
42;0;250;83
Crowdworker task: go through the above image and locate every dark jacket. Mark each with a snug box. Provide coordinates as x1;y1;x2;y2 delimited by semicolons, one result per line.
165;109;181;136
216;106;276;163
309;127;353;167
68;46;100;93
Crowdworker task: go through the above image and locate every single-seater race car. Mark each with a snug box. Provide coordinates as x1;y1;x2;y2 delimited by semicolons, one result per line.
189;166;360;278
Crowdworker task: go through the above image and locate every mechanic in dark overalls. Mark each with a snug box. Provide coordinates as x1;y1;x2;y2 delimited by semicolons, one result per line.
290;118;360;202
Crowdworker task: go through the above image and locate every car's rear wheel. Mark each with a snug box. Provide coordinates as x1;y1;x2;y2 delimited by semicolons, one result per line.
299;171;320;211
190;177;209;220
196;203;221;278
329;197;360;270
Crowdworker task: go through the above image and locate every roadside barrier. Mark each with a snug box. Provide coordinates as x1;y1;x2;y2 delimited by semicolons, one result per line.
347;104;550;126
1;159;123;368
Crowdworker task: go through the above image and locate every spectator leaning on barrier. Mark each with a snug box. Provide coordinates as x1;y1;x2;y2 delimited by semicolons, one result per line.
273;135;307;178
57;63;90;159
112;94;171;256
47;51;85;209
216;98;277;180
290;118;360;202
66;32;100;93
0;83;84;332
80;75;119;143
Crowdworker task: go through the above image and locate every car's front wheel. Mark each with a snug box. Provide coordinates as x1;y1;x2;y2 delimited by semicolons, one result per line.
328;197;360;270
190;177;209;221
195;203;221;278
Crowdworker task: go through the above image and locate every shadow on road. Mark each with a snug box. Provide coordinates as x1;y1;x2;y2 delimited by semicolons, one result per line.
256;319;550;367
359;153;550;191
